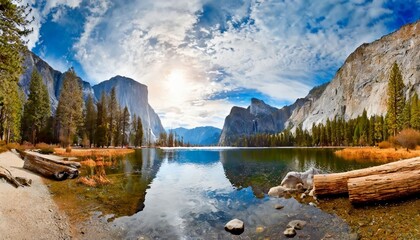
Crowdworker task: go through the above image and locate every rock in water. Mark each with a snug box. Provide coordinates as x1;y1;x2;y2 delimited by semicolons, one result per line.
268;186;289;197
224;219;244;235
287;220;307;230
281;168;322;189
274;204;284;209
283;228;296;238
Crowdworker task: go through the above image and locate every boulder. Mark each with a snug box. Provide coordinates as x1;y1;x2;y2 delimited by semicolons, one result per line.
281;168;322;189
283;228;296;238
268;186;289;197
287;220;307;230
274;204;284;209
224;219;244;235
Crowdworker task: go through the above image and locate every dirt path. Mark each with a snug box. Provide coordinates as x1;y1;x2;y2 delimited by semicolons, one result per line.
0;151;71;240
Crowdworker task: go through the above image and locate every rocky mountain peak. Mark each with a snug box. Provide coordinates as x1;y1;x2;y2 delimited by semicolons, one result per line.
249;98;278;116
286;20;420;131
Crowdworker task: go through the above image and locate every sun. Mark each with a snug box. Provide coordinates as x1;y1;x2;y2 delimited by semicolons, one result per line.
167;69;186;86
165;69;189;102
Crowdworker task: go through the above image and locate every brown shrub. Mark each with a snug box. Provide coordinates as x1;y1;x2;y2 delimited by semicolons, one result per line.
6;142;20;150
378;141;392;149
65;146;72;153
35;142;55;154
0;140;6;146
80;159;96;167
395;128;420;150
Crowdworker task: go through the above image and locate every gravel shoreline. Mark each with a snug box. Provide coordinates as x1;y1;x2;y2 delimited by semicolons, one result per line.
0;151;71;240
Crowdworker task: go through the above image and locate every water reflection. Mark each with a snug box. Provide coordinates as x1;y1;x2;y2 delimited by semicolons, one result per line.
110;148;370;239
219;148;376;197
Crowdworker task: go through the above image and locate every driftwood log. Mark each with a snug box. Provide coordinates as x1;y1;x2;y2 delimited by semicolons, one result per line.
313;157;420;196
347;169;420;204
23;154;79;180
0;166;32;188
20;151;81;168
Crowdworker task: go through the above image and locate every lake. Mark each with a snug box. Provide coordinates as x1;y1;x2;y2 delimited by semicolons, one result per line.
50;148;379;239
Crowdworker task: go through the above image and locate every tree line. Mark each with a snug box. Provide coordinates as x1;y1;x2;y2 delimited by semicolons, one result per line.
0;1;144;147
22;68;144;147
232;63;420;147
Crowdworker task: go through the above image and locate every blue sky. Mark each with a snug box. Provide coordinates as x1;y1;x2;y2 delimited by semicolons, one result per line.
22;0;420;128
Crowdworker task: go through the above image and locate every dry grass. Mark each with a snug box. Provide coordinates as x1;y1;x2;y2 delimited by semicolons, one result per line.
54;148;134;157
335;147;420;162
80;158;96;167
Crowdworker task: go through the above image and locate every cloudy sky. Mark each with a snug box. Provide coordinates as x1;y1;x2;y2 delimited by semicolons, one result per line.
22;0;420;129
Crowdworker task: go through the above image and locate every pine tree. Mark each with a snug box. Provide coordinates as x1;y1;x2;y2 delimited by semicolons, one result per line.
108;87;118;146
0;0;32;142
402;99;411;129
84;95;96;147
56;68;83;146
121;106;130;147
95;92;108;147
22;69;50;143
386;62;405;136
134;116;143;147
410;93;420;130
113;107;122;147
168;130;174;147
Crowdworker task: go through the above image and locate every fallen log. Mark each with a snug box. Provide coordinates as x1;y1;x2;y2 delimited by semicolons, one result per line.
313;157;420;196
0;166;23;188
23;154;79;181
348;169;420;204
21;151;81;168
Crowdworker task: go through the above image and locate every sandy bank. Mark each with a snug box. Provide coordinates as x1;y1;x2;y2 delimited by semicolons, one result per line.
0;151;71;240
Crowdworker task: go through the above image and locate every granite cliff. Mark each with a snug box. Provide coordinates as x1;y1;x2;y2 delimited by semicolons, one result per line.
19;52;165;141
219;21;419;145
286;21;420;130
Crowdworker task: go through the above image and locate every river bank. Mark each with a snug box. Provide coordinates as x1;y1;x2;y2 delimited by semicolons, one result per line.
0;151;71;239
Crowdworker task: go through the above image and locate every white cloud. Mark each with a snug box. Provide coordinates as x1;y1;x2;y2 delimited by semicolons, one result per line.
21;0;83;49
67;0;408;128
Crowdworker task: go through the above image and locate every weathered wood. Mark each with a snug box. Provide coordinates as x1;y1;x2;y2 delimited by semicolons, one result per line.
348;169;420;204
0;166;23;188
23;154;79;181
21;151;81;168
314;157;420;196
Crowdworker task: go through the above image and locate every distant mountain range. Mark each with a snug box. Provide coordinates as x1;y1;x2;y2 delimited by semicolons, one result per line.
220;21;420;145
172;127;221;146
19;52;165;141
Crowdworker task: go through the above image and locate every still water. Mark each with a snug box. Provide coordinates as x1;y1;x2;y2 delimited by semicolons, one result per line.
56;148;379;239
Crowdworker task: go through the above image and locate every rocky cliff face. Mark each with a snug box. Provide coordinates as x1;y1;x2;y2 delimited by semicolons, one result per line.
219;21;419;145
92;76;165;140
287;21;420;130
173;126;221;146
19;52;165;141
19;51;94;110
218;96;321;145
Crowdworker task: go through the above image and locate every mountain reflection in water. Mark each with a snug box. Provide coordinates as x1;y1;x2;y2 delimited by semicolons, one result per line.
106;148;374;239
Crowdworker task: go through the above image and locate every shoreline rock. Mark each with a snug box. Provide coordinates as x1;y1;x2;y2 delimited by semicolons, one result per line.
224;219;245;235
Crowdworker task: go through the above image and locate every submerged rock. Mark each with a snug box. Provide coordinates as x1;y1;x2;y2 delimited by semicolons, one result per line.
287;220;307;230
274;204;284;209
224;219;244;235
283;228;296;238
